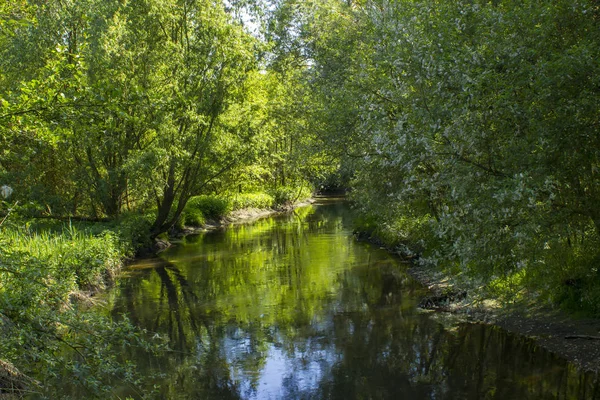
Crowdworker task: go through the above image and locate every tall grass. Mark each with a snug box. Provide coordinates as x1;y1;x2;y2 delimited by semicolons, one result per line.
0;223;153;397
1;224;124;298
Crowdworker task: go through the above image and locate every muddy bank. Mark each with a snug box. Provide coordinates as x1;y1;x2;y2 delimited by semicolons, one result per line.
357;234;600;374
414;262;600;372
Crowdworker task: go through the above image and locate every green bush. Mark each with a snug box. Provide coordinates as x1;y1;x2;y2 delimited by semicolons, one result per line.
116;212;154;253
186;195;231;220
182;209;205;227
269;185;312;207
353;214;379;236
229;192;274;210
548;250;600;317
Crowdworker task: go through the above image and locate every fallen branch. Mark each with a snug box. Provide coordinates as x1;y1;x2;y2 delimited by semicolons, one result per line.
0;201;18;226
565;335;600;340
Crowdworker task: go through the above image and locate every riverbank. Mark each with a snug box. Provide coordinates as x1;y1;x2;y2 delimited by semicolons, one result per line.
357;234;600;374
0;223;136;396
415;263;600;372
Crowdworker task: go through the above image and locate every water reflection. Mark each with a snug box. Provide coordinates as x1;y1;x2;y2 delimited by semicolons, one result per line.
107;200;599;399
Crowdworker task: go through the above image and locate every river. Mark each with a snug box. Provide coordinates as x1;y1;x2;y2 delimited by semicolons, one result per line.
101;198;598;399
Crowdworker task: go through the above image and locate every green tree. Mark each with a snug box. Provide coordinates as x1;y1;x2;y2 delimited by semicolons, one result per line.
1;0;263;232
302;0;600;310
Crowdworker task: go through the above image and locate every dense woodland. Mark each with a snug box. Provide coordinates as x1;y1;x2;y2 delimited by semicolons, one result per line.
1;0;599;397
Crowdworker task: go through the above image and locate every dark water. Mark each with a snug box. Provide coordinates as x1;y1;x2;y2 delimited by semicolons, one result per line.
106;199;599;399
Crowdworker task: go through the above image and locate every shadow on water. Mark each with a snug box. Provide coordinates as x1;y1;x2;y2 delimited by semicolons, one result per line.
106;199;599;399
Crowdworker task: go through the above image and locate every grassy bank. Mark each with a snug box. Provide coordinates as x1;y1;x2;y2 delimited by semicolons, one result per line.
0;214;163;398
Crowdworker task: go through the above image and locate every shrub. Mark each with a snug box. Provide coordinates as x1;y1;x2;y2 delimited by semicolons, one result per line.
186;195;231;220
116;212;154;253
269;185;312;208
182;209;205;227
229;192;274;210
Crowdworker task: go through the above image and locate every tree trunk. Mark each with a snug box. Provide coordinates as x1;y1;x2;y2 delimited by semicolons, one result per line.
151;160;177;236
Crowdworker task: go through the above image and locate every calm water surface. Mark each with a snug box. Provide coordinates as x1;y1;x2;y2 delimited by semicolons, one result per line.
106;199;599;399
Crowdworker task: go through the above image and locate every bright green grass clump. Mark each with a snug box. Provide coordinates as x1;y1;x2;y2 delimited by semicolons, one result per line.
0;225;124;300
229;192;275;210
185;195;232;220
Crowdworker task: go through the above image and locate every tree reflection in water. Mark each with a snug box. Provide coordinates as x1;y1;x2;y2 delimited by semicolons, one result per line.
107;201;599;399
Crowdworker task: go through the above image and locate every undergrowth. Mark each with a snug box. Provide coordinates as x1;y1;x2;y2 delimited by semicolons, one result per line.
0;217;163;398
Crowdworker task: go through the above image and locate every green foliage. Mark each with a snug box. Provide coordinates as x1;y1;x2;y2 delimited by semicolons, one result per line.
269;185;313;207
229;192;275;210
535;238;600;316
0;223;163;397
181;209;206;228
353;211;432;258
115;212;155;253
186;195;232;220
1;225;120;297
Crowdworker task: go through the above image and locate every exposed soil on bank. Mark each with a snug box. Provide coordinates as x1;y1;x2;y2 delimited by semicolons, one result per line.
358;235;600;374
495;307;600;373
413;262;600;373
